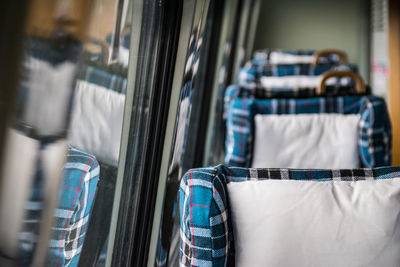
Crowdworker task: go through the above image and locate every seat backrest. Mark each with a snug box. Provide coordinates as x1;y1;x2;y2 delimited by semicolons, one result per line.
46;146;100;266
179;165;400;267
225;95;392;168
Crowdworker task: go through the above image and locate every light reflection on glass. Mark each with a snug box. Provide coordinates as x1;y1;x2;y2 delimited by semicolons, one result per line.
0;0;132;266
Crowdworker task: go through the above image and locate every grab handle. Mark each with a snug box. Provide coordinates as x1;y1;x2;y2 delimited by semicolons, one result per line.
317;70;365;95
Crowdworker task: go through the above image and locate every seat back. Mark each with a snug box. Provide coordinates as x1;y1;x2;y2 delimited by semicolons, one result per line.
179;165;400;267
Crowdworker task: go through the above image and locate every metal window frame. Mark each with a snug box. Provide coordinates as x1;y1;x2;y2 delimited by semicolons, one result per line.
145;0;198;265
106;0;183;266
0;1;30;184
203;0;242;165
187;0;226;168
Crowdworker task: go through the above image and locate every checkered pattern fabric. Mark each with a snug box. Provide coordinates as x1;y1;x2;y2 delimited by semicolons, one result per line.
49;146;99;266
225;95;392;168
223;84;372;119
234;49;358;99
20;146;100;267
239;61;348;81
238;61;358;90
229;82;318;99
79;65;127;94
232;82;365;99
179;165;400;267
252;49;343;66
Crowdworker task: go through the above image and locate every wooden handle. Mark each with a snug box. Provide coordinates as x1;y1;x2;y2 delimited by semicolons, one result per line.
313;49;348;65
317;70;365;95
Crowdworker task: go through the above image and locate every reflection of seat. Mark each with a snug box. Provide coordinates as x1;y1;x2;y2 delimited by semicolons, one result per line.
179;165;400;267
69;65;126;266
46;146;100;266
68;78;124;266
78;162;118;267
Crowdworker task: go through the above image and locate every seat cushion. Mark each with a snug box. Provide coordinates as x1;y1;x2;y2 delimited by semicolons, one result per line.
251;113;360;168
228;178;400;267
179;165;400;267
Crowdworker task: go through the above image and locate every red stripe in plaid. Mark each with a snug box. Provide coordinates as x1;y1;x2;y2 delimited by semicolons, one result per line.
180;205;189;222
58;155;93;266
62;185;81;191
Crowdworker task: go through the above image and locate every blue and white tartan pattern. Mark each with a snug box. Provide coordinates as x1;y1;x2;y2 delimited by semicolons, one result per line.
238;61;358;90
49;146;99;266
20;146;100;267
179;165;400;267
79;65;127;94
225;95;392;168
252;49;342;66
222;84;372;119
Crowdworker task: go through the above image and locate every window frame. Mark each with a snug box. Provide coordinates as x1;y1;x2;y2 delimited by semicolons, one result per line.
106;0;183;266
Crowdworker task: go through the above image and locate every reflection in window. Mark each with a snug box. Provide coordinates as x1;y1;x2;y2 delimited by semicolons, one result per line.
0;0;132;266
155;25;203;266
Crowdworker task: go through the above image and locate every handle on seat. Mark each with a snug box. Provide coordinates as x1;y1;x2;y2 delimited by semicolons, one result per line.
313;49;348;65
317;70;365;95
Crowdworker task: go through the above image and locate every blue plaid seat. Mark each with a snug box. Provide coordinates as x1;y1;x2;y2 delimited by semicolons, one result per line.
223;84;372;120
20;146;100;266
79;65;127;94
179;165;400;267
225;95;392;168
237;61;359;96
238;49;358;98
252;49;341;65
49;146;99;266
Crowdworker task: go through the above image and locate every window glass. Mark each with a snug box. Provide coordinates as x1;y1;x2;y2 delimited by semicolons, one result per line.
0;0;134;266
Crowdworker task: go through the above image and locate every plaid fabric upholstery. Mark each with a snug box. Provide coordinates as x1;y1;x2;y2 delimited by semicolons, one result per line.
49;146;99;266
79;65;127;94
252;49;343;66
233;80;364;99
223;84;372;119
179;165;400;267
238;61;358;90
225;95;392;168
20;146;100;267
237;49;358;99
239;62;351;81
